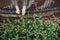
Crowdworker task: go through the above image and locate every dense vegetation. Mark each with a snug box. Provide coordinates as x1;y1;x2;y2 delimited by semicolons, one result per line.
0;14;60;40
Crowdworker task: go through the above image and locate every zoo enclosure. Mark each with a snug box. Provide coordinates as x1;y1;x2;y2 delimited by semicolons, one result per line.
0;0;60;24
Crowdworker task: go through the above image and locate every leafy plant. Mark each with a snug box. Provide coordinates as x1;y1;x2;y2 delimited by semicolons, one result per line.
0;14;60;40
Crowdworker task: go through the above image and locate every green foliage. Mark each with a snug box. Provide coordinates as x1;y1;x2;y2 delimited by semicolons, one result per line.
0;14;60;40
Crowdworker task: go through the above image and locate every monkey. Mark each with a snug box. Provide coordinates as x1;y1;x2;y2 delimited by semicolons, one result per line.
21;0;34;15
3;0;60;15
38;0;53;9
4;0;34;15
38;0;60;9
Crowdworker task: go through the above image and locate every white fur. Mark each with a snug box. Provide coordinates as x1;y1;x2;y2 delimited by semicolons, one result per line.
15;5;20;14
22;5;26;15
